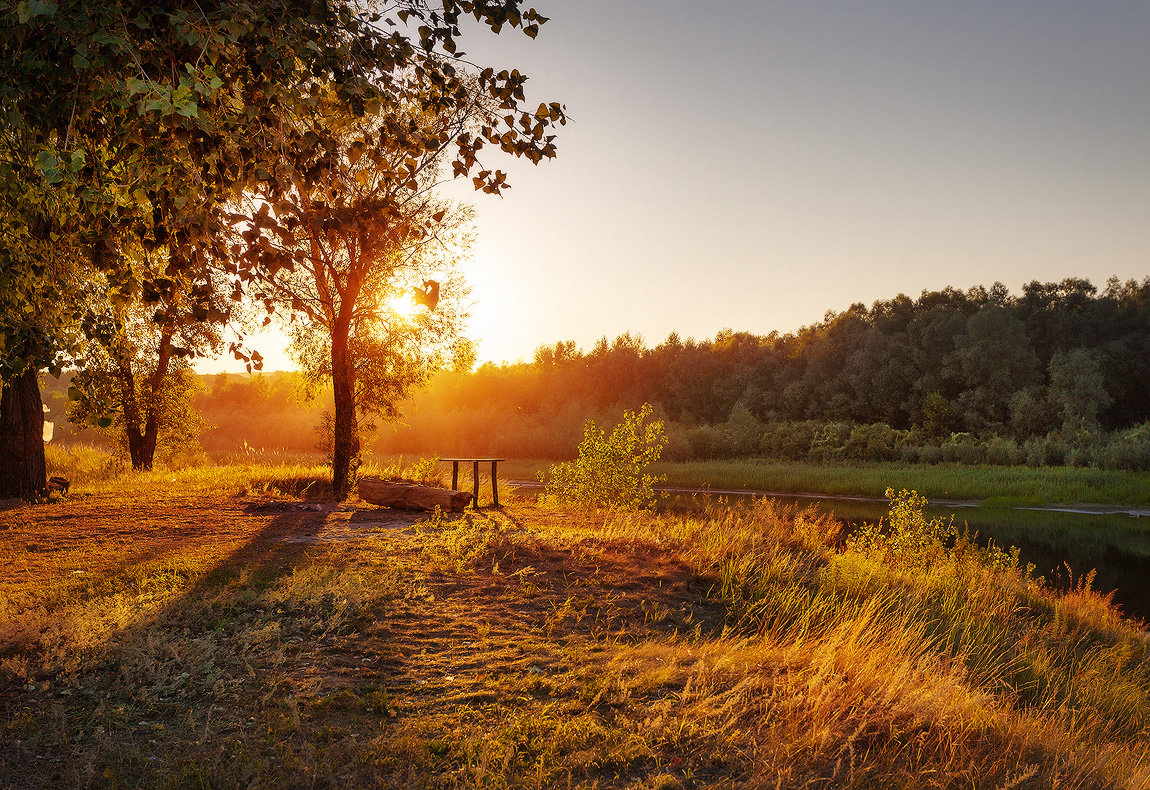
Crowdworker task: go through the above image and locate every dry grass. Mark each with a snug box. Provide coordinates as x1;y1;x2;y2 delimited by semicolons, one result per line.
1;470;1148;788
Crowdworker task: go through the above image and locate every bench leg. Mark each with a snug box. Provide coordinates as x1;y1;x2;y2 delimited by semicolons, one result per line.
472;460;480;506
451;461;459;491
491;460;499;507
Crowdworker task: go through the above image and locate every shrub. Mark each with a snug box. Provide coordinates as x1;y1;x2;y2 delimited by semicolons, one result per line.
678;423;722;459
718;402;763;457
983;436;1023;466
1097;422;1150;470
543;403;667;511
842;422;905;461
758;420;819;460
848;488;955;570
1023;436;1069;467
808;421;851;462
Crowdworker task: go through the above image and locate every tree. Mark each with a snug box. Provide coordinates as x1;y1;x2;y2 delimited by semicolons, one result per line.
0;0;565;495
240;104;478;494
1047;348;1112;436
951;306;1039;432
66;302;219;469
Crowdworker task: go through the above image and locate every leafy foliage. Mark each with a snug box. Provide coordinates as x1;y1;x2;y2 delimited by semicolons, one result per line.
0;0;565;493
848;487;1023;574
848;488;956;569
544;403;667;511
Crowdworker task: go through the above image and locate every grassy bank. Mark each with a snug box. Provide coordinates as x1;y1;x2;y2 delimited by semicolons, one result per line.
47;444;1150;506
2;467;1150;787
656;460;1150;505
498;457;1150;506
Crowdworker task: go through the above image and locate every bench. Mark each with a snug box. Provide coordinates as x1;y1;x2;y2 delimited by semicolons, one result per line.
439;458;506;507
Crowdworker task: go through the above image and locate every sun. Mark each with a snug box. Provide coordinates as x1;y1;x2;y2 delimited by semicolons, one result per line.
386;289;419;319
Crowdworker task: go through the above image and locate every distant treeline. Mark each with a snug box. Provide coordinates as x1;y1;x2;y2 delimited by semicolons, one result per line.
41;370;327;459
45;277;1150;470
381;277;1150;469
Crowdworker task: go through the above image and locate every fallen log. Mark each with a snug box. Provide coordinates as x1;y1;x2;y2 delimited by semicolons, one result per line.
358;477;472;512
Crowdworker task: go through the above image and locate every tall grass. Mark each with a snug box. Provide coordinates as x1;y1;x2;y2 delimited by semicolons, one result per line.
44;443;446;499
570;497;1150;787
4;477;1150;786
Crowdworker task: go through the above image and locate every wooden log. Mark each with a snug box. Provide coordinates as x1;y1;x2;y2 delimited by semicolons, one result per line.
358;478;472;512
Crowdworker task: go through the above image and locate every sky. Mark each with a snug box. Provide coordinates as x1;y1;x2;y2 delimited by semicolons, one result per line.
199;0;1150;373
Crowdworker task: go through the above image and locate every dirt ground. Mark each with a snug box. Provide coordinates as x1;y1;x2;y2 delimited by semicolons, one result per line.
0;492;727;788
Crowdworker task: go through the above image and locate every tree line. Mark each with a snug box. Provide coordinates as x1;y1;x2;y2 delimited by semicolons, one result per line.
378;277;1150;469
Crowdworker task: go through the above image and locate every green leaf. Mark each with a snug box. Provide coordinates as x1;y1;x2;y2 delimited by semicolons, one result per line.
35;150;61;183
16;0;57;23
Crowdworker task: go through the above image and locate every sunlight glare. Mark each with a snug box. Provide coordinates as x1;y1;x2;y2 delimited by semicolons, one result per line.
387;289;419;320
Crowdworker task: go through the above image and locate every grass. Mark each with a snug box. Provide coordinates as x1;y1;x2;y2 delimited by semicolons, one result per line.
2;462;1150;787
48;445;1150;506
500;457;1150;506
655;459;1150;505
466;456;1150;506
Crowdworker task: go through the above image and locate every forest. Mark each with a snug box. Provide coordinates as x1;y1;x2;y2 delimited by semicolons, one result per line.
49;275;1148;471
376;276;1150;469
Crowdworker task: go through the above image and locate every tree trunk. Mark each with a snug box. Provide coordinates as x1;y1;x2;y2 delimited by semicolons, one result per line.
0;369;46;497
330;322;360;499
116;357;149;469
138;326;176;471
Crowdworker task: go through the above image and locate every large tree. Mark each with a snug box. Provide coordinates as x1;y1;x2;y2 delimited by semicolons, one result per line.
238;97;479;496
0;0;565;495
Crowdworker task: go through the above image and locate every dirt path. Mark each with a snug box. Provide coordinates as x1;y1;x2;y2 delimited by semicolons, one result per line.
0;493;730;787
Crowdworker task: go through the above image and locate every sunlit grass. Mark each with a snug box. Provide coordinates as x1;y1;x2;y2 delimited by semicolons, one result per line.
3;480;1149;787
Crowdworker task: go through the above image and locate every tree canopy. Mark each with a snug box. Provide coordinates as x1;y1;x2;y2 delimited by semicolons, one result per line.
0;0;565;494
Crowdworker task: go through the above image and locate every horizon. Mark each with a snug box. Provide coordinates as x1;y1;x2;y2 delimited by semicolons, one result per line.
195;271;1144;374
200;1;1148;374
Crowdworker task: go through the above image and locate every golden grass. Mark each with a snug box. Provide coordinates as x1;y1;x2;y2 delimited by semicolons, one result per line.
1;468;1148;788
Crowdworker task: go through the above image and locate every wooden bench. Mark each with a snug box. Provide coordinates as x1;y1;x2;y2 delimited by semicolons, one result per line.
439;458;505;507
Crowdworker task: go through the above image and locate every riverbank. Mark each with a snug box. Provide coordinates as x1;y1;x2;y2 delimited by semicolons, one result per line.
499;458;1150;508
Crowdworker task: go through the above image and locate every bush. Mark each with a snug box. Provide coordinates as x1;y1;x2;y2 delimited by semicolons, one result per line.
678;423;722;459
543;403;667;511
1096;422;1150;470
984;436;1023;466
1023;436;1070;467
758;420;819;461
719;402;763;457
842;422;905;461
808;422;851;462
848;488;955;570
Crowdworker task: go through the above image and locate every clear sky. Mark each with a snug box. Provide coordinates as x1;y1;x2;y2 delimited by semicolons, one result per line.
200;0;1150;373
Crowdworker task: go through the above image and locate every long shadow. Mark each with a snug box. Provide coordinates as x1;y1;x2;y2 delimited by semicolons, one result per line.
0;505;331;787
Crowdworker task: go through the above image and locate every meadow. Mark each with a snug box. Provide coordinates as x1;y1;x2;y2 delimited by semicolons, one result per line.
2;458;1149;788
